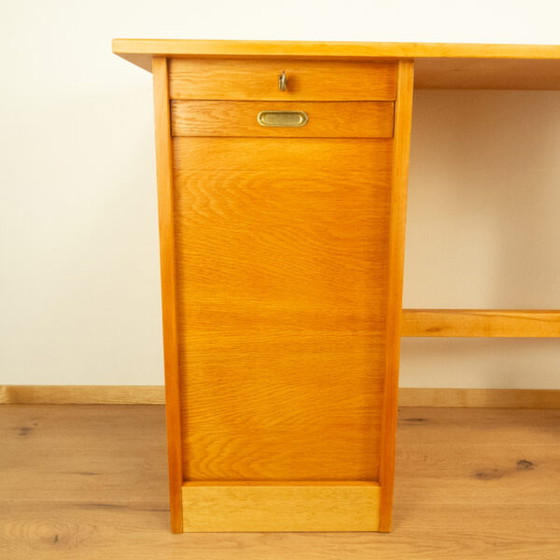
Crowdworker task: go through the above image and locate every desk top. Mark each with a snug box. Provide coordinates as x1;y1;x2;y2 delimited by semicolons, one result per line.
113;39;560;90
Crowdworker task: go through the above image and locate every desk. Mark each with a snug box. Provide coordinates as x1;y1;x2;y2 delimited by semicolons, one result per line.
112;39;560;533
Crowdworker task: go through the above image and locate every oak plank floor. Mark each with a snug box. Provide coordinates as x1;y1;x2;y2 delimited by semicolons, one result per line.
0;405;558;559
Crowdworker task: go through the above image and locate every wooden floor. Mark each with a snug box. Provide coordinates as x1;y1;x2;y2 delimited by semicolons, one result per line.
1;405;558;559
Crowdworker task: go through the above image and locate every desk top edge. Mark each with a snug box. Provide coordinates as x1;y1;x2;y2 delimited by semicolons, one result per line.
112;38;560;71
113;39;560;90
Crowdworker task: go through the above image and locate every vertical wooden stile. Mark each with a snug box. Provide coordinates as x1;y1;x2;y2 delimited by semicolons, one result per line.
152;57;183;533
378;60;415;532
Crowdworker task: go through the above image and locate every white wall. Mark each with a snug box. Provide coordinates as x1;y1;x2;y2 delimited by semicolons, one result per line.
402;90;560;388
1;0;560;387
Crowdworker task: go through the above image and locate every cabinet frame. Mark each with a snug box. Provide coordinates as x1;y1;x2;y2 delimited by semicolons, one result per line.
151;55;414;533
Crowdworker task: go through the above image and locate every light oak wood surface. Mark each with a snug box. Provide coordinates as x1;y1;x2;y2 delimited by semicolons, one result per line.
169;58;398;101
182;482;381;532
113;39;560;90
2;404;559;559
173;136;393;171
172;134;393;483
170;100;395;138
113;38;560;63
402;309;560;337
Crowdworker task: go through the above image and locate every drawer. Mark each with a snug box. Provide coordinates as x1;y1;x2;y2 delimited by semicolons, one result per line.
168;58;397;101
170;100;395;138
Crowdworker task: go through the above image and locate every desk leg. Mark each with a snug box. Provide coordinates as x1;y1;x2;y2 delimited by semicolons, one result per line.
379;60;415;532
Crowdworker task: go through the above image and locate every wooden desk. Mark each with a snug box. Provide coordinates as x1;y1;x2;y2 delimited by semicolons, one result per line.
112;39;560;534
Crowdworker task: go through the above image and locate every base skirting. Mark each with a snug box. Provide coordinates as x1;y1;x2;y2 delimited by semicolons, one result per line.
181;482;381;532
397;387;560;408
0;385;164;405
1;385;559;408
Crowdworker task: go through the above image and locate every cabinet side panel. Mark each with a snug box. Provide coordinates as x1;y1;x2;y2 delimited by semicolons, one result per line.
378;60;415;532
152;57;183;533
173;138;393;482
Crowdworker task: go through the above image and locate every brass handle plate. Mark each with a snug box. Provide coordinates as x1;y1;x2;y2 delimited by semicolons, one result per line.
257;110;309;128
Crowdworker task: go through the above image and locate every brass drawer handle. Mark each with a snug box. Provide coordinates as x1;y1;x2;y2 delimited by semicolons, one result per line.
257;110;309;127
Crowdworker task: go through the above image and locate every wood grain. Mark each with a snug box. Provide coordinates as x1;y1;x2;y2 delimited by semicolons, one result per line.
0;405;168;503
4;503;560;559
173;136;393;171
172;136;393;482
152;57;183;533
402;309;560;337
114;38;560;61
397;407;560;506
114;39;560;91
113;38;560;71
378;60;414;533
170;100;395;138
182;482;380;532
2;404;560;558
168;58;397;101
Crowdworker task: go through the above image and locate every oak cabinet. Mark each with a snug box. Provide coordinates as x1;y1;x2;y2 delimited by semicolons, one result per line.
114;40;412;533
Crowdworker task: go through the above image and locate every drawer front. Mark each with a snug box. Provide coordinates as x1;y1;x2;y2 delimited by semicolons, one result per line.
171;100;394;138
168;58;398;101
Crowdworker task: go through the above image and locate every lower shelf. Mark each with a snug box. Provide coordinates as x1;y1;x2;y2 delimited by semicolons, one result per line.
181;481;381;532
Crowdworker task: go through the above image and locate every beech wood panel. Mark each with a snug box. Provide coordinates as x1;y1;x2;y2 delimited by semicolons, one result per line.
172;137;393;482
402;309;560;337
170;100;395;138
168;58;398;101
182;482;381;532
